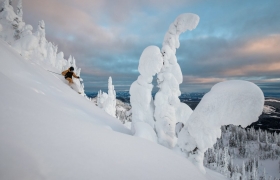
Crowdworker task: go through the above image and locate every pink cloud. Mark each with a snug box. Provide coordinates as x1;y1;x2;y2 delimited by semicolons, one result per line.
183;76;226;84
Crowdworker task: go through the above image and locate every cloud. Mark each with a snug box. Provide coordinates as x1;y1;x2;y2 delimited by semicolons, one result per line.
17;0;280;93
177;34;280;78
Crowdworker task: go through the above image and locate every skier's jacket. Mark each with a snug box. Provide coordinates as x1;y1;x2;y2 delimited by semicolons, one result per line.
62;69;79;79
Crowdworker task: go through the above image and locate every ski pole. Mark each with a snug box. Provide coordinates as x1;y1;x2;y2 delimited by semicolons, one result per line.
47;70;83;83
47;70;62;75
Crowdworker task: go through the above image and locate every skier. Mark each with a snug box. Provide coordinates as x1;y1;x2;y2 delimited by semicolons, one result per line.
61;67;80;84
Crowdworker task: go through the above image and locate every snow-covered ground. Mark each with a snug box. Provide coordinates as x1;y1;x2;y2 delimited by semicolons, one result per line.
0;39;228;179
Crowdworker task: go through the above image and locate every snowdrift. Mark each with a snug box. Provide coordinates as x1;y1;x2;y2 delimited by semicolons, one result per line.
0;40;225;179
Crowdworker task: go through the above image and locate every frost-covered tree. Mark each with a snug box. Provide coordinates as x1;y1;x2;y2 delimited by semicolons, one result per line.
129;46;162;142
0;0;20;44
221;147;230;177
273;132;278;144
13;24;38;58
265;131;269;144
103;77;116;117
33;20;47;58
46;42;57;66
16;0;23;21
241;161;247;180
97;77;116;117
0;0;9;12
239;141;246;157
154;13;198;148
97;90;106;108
177;80;264;173
55;52;66;72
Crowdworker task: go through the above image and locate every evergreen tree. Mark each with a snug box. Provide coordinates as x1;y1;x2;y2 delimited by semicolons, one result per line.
239;141;246;157
16;0;23;20
221;147;230;177
229;133;237;147
259;168;267;180
241;161;247;180
265;131;269;144
274;132;278;144
0;0;9;12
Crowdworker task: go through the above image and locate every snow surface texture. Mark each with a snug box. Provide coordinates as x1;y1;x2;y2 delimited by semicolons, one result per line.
97;77;117;117
0;38;227;180
177;80;265;173
0;1;84;95
130;46;163;142
154;13;198;148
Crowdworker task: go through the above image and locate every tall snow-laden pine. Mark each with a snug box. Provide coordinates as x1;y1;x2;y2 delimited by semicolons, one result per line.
154;13;198;148
34;20;47;59
1;0;9;12
97;77;116;117
129;46;163;142
242;161;247;180
0;0;18;44
103;77;116;117
16;0;22;21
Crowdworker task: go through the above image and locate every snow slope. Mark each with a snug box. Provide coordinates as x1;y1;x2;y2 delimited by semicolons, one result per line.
0;40;226;179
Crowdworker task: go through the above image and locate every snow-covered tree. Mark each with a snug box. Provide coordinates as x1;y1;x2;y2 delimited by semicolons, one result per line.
103;77;116;117
55;52;66;71
241;161;247;180
97;77;116;117
16;0;22;18
0;0;9;12
129;46;162;142
177;80;264;173
220;147;230;177
154;13;197;148
46;42;57;66
0;0;19;44
265;131;269;144
34;20;47;58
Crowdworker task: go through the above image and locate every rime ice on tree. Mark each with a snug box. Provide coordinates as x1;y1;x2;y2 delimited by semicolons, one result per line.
35;20;47;58
16;0;23;21
55;52;66;72
129;46;163;142
103;77;116;117
176;80;264;173
97;77;117;118
154;13;198;148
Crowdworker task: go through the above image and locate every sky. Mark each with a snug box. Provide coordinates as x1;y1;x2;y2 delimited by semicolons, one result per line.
14;0;280;94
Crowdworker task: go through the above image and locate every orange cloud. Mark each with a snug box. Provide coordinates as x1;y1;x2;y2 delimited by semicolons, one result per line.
183;76;226;84
239;34;280;55
224;60;280;76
